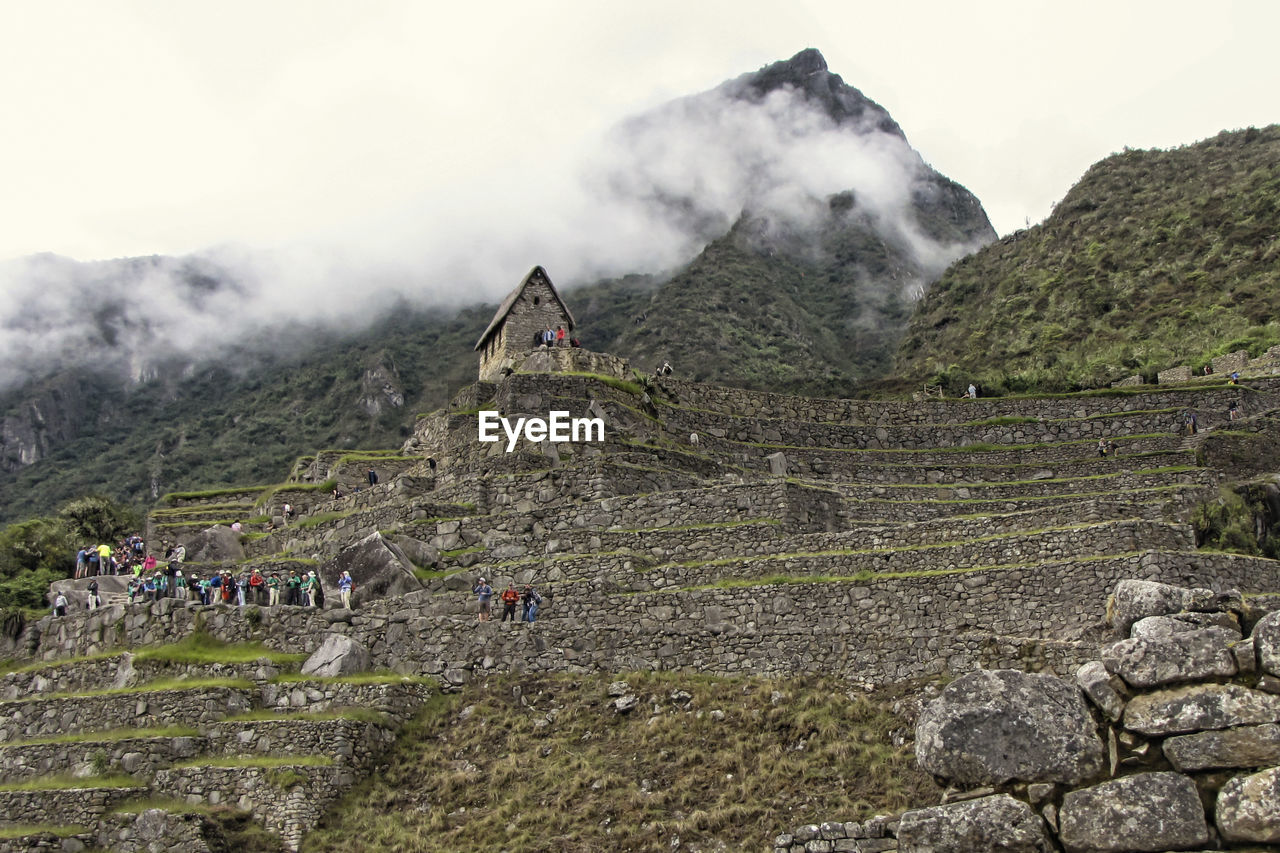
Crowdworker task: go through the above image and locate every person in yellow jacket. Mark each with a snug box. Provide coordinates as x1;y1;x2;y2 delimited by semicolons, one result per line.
97;543;112;576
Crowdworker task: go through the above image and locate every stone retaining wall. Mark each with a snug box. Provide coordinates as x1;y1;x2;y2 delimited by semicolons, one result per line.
0;735;206;782
155;764;352;851
0;811;215;853
0;655;281;699
0;686;251;741
0;785;147;828
203;717;395;765
778;581;1280;852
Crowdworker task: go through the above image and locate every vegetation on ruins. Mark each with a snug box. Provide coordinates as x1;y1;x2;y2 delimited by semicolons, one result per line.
304;672;937;853
896;125;1280;394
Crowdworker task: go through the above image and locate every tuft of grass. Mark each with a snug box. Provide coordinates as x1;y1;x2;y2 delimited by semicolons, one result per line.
174;755;334;770
302;672;937;853
0;825;89;840
271;672;435;687
132;632;307;667
0;774;142;792
295;510;356;529
1;726;198;747
220;708;392;726
16;677;254;702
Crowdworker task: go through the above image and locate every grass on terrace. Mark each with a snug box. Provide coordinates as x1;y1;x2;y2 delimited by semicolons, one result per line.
303;671;938;853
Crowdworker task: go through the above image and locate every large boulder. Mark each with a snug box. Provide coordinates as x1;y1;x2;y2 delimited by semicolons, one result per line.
897;794;1052;853
1108;580;1211;636
915;670;1106;787
1216;766;1280;843
1058;772;1209;853
1255;610;1280;677
301;634;371;678
319;531;424;606
1164;723;1280;772
1123;683;1280;735
182;525;245;563
389;534;440;571
1130;611;1240;639
1101;626;1238;688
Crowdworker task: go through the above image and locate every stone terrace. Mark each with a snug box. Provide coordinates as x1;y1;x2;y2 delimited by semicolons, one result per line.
8;367;1280;850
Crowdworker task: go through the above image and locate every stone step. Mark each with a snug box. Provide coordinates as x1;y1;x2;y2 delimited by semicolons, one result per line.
528;497;1178;562
659;403;1198;452
0;684;252;742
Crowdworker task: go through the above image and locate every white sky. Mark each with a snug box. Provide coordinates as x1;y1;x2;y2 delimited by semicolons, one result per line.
2;0;1278;264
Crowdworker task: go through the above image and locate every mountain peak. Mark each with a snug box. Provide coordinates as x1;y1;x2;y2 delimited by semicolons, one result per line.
724;48;904;139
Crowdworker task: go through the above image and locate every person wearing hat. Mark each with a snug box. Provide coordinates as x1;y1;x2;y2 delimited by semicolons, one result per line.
473;577;493;621
310;571;325;609
267;572;280;606
338;571;354;609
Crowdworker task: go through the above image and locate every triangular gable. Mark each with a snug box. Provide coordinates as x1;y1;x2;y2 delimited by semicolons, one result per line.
473;265;576;351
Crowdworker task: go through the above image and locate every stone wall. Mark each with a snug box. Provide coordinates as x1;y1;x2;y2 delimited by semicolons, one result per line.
0;811;215;853
154;763;353;851
202;717;396;765
21;552;1280;689
0;686;251;741
777;581;1280;852
0;785;147;828
0;735;205;781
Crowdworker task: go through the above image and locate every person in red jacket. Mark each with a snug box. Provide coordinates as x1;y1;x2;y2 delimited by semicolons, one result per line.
500;583;520;622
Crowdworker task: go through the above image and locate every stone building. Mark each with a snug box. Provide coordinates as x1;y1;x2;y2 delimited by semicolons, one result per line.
474;265;576;381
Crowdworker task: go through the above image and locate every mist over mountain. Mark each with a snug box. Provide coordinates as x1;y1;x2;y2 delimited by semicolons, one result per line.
0;49;995;521
0;49;986;394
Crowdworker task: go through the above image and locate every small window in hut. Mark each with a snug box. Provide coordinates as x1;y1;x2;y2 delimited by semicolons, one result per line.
533;296;541;306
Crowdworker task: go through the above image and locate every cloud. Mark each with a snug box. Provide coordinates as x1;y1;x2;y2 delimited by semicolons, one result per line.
0;64;984;393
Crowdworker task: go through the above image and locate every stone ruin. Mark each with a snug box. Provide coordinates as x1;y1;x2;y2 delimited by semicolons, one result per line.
775;579;1280;852
4;358;1280;850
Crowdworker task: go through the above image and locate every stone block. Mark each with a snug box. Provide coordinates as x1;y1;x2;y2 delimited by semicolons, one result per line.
1216;766;1280;843
1123;683;1280;735
916;669;1105;787
1254;610;1280;677
898;794;1051;853
1076;661;1125;720
1059;772;1208;853
1164;723;1280;772
1101;626;1238;688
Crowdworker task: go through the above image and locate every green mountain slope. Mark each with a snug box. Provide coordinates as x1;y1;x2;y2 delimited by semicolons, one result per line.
895;126;1280;394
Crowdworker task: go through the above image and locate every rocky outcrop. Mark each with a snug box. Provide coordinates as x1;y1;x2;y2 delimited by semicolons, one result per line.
181;525;245;563
319;531;422;606
301;634;371;678
1058;772;1209;853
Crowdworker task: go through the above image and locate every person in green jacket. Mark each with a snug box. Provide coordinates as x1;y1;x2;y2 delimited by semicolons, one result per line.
267;573;280;606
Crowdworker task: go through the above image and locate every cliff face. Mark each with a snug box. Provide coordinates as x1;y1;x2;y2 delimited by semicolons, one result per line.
0;371;103;474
